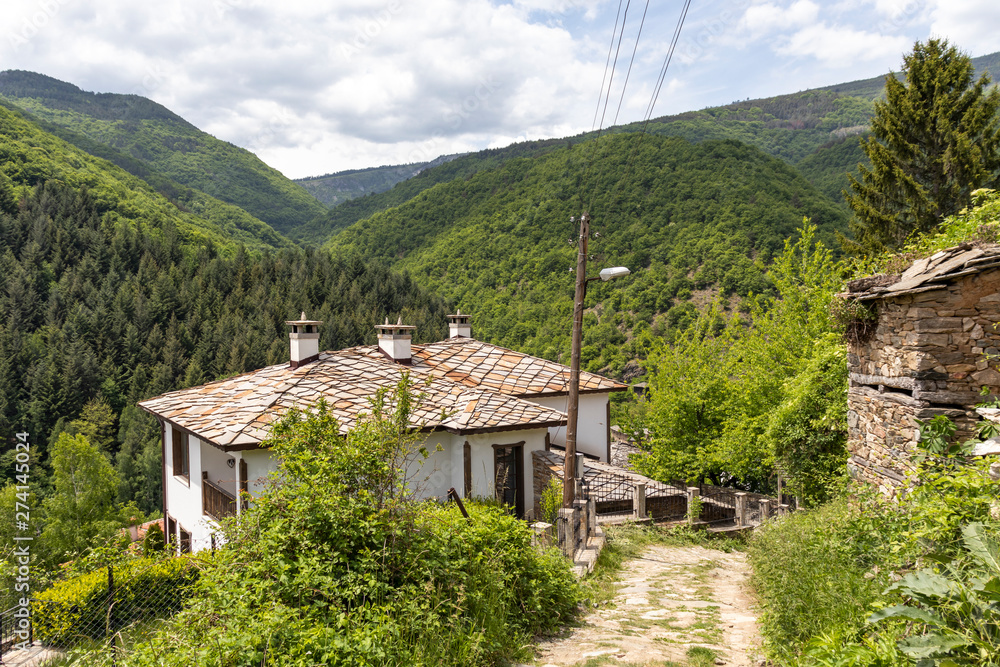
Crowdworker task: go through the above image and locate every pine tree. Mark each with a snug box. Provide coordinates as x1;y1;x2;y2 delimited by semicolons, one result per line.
846;39;1000;252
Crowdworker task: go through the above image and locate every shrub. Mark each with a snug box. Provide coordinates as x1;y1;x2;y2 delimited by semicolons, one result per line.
748;498;889;663
119;382;580;666
33;557;199;646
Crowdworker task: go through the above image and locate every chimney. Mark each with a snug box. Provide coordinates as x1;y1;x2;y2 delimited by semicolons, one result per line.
447;310;472;338
285;311;322;369
376;316;415;364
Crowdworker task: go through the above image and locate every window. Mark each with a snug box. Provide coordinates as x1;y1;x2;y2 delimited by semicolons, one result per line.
172;427;189;479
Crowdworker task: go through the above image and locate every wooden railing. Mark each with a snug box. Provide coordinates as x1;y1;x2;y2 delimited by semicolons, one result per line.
202;472;237;521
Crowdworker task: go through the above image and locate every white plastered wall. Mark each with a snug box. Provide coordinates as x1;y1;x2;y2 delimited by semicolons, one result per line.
163;425;218;553
527;392;610;461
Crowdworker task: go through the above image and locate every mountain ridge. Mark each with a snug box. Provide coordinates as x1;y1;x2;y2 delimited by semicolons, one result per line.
0;70;326;236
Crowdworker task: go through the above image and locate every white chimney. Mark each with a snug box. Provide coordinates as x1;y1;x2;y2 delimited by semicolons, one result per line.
447;310;472;338
285;312;322;369
376;317;416;364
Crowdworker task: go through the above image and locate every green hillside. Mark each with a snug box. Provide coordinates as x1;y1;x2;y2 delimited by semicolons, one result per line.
296;153;464;206
0;70;326;235
0;103;289;251
326;134;849;375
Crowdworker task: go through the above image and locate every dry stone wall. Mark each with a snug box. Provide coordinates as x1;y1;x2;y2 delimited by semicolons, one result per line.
847;269;1000;493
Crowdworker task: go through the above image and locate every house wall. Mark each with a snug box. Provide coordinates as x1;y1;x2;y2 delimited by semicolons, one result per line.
847;269;1000;493
164;425;550;552
528;393;610;461
163;426;216;553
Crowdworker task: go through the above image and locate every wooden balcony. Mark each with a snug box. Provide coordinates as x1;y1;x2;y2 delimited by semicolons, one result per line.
202;471;237;521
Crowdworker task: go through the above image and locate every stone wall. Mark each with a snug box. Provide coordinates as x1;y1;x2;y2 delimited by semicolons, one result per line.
532;450;562;520
847;268;1000;492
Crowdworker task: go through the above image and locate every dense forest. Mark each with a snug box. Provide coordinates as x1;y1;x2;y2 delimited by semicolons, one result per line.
0;178;449;516
0;103;289;251
326;134;849;376
0;71;327;235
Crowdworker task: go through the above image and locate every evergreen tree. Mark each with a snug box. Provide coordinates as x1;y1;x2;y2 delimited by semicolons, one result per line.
846;39;1000;252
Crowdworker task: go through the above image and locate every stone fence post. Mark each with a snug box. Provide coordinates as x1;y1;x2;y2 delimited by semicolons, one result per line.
557;507;575;558
634;483;647;520
735;492;747;528
759;498;771;521
687;486;700;525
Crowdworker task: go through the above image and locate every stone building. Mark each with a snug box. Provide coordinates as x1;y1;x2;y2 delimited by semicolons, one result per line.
839;243;1000;494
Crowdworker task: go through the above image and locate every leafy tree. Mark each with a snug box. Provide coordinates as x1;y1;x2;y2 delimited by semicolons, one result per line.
764;334;848;505
40;433;126;563
636;223;842;491
846;39;1000;252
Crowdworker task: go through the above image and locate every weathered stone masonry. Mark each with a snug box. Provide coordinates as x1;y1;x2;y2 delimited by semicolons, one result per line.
841;245;1000;494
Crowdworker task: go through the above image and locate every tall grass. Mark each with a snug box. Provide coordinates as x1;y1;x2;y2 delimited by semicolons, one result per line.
747;499;887;663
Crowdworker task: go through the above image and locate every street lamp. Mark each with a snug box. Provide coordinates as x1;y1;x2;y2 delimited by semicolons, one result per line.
563;212;630;508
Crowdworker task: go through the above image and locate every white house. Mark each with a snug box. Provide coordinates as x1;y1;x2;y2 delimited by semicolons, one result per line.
138;313;626;553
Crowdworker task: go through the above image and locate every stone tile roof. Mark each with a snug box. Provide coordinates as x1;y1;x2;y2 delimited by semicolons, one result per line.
139;346;573;450
356;337;627;396
839;243;1000;302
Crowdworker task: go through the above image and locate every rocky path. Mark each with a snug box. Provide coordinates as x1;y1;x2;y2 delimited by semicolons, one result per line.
532;544;762;667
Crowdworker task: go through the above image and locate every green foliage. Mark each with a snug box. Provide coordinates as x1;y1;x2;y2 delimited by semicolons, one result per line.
870;523;1000;664
0;71;326;235
326;134;848;373
850;188;1000;280
750;460;1000;664
636;223;843;490
0;179;449;516
846;39;1000;252
141;522;164;556
40;433;127;564
916;415;967;459
0;102;288;252
119;381;579;666
539;476;562;524
765;335;849;505
33;556;199;646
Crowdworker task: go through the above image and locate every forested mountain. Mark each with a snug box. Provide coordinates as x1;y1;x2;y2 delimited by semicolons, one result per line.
0;70;326;235
0;177;449;514
0;103;288;250
326;134;849;376
295;153;465;206
301;50;1000;246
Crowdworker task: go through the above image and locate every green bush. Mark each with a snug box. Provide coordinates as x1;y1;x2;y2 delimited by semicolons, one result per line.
748;498;891;663
119;385;580;666
33;557;199;646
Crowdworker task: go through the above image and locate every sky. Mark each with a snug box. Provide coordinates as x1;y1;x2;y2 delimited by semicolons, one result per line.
2;0;999;179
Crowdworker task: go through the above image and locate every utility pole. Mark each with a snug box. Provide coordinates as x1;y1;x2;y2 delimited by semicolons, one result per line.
563;212;589;508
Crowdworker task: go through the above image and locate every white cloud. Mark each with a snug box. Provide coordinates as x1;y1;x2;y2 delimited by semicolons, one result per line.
741;1;819;36
928;0;1000;56
777;24;911;69
1;0;999;180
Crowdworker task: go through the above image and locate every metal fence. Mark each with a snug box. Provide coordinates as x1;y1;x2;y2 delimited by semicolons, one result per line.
1;555;199;666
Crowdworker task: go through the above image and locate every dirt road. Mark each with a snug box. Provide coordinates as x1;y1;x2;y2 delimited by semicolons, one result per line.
533;544;762;666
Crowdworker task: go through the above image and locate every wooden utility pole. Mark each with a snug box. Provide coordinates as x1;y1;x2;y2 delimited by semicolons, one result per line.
563;212;589;508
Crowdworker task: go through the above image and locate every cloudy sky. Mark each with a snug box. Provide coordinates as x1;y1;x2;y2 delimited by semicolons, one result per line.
3;0;998;179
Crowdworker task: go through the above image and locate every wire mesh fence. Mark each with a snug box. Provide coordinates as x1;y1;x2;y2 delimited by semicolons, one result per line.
0;555;200;666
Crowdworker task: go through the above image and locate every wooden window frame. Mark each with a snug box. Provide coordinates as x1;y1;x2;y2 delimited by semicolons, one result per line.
171;427;190;481
492;441;525;519
463;442;472;498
